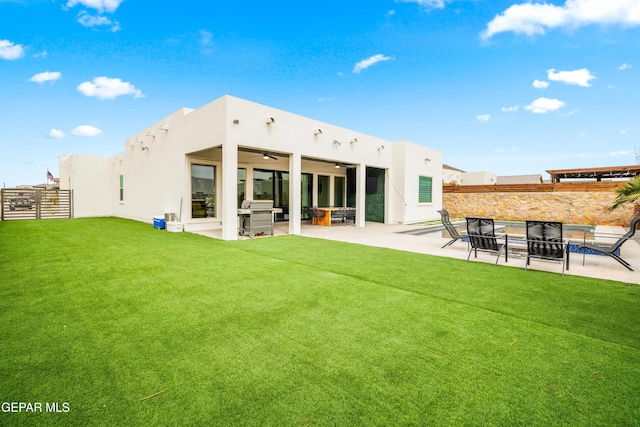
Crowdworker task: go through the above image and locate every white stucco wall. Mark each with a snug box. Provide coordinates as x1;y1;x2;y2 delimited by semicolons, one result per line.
62;95;444;236
461;171;497;185
58;154;111;218
391;141;443;224
110;108;193;223
443;167;463;185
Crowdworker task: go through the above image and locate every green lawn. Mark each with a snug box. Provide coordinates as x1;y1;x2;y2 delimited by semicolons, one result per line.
1;217;639;426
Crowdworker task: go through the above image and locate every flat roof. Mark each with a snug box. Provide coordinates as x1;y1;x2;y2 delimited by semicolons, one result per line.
546;165;640;182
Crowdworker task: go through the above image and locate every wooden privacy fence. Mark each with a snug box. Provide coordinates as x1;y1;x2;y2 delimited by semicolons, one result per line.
443;182;624;194
1;189;73;221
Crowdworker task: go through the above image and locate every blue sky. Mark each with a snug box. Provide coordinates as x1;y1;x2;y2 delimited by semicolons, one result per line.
1;0;639;187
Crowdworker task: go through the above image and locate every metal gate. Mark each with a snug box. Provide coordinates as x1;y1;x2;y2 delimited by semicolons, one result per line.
1;189;73;221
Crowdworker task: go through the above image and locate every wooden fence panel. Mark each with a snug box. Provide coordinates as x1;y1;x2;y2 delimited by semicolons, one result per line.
443;182;624;194
1;189;73;221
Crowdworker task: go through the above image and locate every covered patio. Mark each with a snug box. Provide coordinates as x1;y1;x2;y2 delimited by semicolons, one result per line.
185;145;388;239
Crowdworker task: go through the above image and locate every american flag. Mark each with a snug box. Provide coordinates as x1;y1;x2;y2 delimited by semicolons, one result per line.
47;170;55;181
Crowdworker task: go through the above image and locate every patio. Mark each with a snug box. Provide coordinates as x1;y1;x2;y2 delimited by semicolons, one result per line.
190;220;640;284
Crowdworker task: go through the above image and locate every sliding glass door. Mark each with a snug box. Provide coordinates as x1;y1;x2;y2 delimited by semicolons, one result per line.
317;175;330;207
301;173;313;220
253;169;289;220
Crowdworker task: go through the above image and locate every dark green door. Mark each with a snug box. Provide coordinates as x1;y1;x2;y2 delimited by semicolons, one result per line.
365;167;385;223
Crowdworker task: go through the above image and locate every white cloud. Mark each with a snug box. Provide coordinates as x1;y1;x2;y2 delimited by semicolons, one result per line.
397;0;449;9
524;97;566;114
318;97;335;102
48;129;66;139
532;79;549;89
0;39;25;60
610;150;634;156
29;71;62;84
547;68;595;87
72;125;102;137
77;76;144;99
608;84;616;89
66;0;123;13
476;114;491;122
66;0;122;31
77;11;110;26
481;0;640;40
353;54;393;73
76;11;120;31
199;30;213;47
502;105;519;112
619;63;633;70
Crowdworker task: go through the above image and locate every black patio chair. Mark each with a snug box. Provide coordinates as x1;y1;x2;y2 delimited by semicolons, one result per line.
343;208;356;225
525;220;568;276
330;208;345;224
438;209;466;248
578;215;640;271
466;217;507;265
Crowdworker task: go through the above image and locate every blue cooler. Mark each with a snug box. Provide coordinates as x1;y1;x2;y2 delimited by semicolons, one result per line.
153;216;165;229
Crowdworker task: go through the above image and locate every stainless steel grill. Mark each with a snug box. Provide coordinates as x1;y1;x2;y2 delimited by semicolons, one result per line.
238;200;274;237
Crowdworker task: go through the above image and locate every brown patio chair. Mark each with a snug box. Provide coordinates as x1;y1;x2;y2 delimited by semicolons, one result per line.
309;206;326;224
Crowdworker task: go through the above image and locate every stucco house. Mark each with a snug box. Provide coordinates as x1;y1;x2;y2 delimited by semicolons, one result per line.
59;95;442;240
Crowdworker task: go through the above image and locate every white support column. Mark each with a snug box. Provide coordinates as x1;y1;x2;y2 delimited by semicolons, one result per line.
221;141;238;241
289;153;302;235
356;163;366;227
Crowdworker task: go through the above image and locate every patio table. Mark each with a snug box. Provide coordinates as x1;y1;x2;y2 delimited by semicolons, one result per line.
313;207;354;226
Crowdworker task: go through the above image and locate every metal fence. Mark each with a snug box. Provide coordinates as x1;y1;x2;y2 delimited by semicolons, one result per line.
1;189;73;221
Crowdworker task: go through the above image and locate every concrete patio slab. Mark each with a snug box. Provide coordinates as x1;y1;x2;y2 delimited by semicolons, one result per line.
191;221;640;284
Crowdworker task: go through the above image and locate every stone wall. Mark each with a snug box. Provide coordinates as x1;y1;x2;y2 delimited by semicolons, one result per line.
443;183;635;226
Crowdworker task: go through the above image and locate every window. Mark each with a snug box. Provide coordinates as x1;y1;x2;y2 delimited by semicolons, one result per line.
418;176;433;203
238;168;246;208
333;176;345;207
119;175;124;202
253;170;273;201
301;173;313;219
191;164;216;218
317;175;330;207
253;169;289;220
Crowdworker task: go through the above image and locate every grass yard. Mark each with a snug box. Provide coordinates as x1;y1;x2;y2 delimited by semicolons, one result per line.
1;217;639;426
